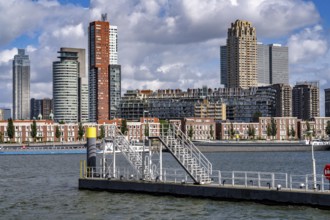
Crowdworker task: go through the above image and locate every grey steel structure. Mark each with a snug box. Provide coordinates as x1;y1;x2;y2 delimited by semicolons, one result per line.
53;50;79;123
109;64;121;119
13;49;30;120
292;81;320;120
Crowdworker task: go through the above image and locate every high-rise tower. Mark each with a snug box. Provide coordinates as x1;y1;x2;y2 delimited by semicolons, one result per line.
292;81;319;120
227;20;257;89
109;25;118;65
13;49;30;120
257;43;288;85
88;15;110;122
60;47;88;123
53;49;79;123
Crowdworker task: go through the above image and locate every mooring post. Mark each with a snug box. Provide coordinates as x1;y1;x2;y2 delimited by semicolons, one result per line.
86;127;97;177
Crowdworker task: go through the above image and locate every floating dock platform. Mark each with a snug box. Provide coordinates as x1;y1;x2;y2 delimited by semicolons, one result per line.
79;125;330;209
79;178;330;208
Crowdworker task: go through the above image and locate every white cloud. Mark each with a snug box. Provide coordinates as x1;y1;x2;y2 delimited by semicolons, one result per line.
288;25;328;64
0;0;326;115
0;48;17;64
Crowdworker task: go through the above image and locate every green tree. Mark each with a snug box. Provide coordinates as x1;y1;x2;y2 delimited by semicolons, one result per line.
266;123;272;139
144;124;149;137
55;126;61;142
306;121;312;139
290;126;296;139
286;125;290;139
7;118;15;142
188;125;194;140
209;125;214;140
0;131;3;143
31;120;37;142
229;123;235;139
252;111;262;122
59;120;65;124
248;125;255;139
98;125;105;140
78;123;84;141
121;119;128;135
160;119;169;135
326;121;330;137
270;118;277;139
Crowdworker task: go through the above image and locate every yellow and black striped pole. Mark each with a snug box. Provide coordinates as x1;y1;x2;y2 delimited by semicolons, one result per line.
86;127;97;177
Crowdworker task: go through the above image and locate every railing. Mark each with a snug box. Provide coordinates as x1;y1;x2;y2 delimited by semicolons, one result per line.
80;162;330;192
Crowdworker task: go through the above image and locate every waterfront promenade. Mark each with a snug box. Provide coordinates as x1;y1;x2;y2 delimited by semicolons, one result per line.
1;140;330;152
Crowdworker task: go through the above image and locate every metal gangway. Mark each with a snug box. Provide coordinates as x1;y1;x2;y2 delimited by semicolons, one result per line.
99;124;213;185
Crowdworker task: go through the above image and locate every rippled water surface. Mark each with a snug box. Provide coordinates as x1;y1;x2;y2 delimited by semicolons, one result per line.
1;151;330;219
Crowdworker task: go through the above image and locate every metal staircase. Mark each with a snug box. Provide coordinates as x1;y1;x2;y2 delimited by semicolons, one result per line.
107;125;144;179
155;124;213;184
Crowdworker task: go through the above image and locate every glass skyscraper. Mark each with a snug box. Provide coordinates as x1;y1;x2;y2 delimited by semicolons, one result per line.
13;49;30;120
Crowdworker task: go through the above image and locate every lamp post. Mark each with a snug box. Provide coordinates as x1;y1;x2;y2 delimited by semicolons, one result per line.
307;130;317;189
142;110;149;180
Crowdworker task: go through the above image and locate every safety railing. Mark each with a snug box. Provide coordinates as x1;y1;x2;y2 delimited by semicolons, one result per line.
80;162;330;192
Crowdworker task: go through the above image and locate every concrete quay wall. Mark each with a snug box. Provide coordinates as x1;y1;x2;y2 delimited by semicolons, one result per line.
194;142;330;152
79;179;330;208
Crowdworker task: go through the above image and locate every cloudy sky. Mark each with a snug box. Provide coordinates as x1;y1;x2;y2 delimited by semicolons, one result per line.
0;0;329;115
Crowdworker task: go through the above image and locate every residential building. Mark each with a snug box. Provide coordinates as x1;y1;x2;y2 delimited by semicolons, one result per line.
13;49;30;120
88;15;110;122
269;44;289;84
126;117;160;142
270;84;292;117
30;98;53;120
292;81;319;120
78;77;89;123
220;45;227;87
194;99;226;120
109;64;121;118
227;20;257;88
109;25;118;64
0;108;11;120
183;118;216;140
60;48;88;123
53;49;79;123
325;88;330;117
257;43;270;85
0;120;118;143
120;86;276;122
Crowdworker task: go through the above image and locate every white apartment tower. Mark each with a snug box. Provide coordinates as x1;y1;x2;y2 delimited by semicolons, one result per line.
53;50;79;123
109;25;118;65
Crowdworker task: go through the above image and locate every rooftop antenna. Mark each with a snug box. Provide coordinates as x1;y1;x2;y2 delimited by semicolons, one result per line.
101;13;108;22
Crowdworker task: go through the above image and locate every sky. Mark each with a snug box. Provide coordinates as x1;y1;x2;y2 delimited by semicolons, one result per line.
0;0;329;115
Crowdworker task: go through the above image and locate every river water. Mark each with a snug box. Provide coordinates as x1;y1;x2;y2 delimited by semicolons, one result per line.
1;151;330;219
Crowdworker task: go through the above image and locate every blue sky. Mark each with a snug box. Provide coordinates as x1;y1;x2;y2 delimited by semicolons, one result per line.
0;0;329;115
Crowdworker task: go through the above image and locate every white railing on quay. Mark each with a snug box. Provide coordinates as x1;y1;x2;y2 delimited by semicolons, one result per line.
80;163;330;193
